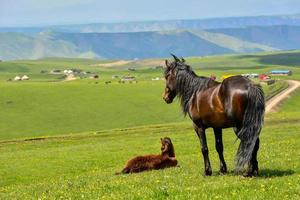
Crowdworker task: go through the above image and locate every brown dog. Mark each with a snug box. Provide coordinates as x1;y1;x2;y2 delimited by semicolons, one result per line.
116;137;178;174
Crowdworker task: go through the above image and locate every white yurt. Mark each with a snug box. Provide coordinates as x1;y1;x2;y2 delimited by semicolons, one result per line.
14;76;21;81
21;75;29;80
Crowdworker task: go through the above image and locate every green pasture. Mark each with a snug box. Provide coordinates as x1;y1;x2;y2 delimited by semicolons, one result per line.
1;50;300;82
0;50;299;140
0;81;184;140
0;90;299;199
0;79;288;140
0;50;299;199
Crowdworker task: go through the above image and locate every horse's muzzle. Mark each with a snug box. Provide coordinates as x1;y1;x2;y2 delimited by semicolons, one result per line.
163;96;173;104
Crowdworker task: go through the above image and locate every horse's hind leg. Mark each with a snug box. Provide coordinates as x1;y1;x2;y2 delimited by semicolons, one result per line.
213;128;227;174
234;125;260;177
194;123;212;176
245;137;260;177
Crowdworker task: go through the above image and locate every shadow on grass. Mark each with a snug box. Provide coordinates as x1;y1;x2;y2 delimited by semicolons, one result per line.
259;169;295;178
214;169;295;178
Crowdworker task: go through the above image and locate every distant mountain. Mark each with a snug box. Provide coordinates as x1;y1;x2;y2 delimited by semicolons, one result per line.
52;14;300;33
0;29;279;60
208;25;300;50
54;30;235;59
1;14;300;34
0;32;81;60
2;14;300;60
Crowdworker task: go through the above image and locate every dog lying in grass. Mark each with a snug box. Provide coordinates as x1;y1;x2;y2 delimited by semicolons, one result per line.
116;137;178;174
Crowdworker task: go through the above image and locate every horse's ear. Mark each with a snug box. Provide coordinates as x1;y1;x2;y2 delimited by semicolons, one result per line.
171;53;180;62
165;59;170;68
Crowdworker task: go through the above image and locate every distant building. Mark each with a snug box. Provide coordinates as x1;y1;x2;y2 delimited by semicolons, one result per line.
242;73;258;78
270;70;292;76
120;76;137;83
13;76;21;81
63;69;73;75
258;74;270;81
21;75;29;80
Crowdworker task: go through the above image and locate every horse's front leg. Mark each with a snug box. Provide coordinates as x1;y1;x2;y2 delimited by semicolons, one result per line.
194;123;212;176
213;128;227;174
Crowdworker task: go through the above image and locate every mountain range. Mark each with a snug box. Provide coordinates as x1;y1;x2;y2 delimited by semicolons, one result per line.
1;14;300;60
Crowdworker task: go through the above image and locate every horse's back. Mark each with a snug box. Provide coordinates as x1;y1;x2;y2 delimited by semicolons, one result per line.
221;75;251;91
220;75;252;125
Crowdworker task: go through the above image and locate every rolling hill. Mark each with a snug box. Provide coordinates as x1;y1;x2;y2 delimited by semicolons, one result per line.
1;14;300;60
208;25;300;50
1;14;300;33
0;29;278;60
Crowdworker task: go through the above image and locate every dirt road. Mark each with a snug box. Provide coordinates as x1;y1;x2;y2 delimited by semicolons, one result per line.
265;80;300;113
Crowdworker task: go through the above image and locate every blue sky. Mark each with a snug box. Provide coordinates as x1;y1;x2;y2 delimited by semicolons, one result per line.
1;0;300;27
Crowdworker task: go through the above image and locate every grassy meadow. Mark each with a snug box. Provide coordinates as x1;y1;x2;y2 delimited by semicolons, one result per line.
0;51;299;199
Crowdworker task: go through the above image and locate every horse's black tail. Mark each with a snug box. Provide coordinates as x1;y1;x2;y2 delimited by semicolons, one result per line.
235;84;265;172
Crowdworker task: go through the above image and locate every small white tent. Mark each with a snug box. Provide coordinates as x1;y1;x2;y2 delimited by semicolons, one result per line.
21;75;29;80
14;76;21;81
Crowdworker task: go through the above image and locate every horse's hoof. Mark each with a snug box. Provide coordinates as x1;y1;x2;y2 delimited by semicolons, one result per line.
243;169;259;177
218;170;227;175
252;170;259;177
204;169;212;176
242;172;252;177
220;166;227;174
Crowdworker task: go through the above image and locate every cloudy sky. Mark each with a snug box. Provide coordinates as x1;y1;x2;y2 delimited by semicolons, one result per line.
1;0;300;27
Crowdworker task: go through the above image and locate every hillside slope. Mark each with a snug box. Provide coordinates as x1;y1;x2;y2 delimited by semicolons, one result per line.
0;32;82;60
0;30;278;60
1;14;300;33
209;25;300;50
54;30;235;59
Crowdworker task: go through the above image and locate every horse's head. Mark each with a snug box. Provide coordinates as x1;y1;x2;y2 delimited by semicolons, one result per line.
163;54;188;104
160;137;175;157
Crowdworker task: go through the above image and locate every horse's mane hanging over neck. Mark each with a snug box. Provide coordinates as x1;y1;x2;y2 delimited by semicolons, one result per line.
169;60;214;115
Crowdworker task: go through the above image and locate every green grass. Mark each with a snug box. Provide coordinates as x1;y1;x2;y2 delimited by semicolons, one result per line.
0;81;185;140
262;81;289;101
1;50;300;81
0;51;299;199
0;50;296;140
0;79;287;140
0;94;299;199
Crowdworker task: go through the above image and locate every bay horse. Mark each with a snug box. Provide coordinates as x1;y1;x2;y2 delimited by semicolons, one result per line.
116;137;178;174
163;55;265;177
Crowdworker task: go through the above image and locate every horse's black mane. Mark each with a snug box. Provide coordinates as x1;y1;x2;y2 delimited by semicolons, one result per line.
165;57;217;114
